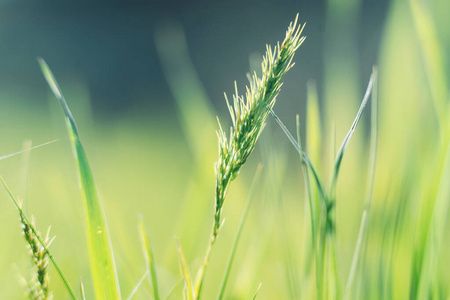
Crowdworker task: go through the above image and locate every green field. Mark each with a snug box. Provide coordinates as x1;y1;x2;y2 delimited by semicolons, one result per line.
0;1;449;299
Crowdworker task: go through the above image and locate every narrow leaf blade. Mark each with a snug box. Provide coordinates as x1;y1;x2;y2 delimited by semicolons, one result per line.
138;217;160;300
39;58;121;299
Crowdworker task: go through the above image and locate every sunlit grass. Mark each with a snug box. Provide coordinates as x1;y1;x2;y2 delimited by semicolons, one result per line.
0;6;448;300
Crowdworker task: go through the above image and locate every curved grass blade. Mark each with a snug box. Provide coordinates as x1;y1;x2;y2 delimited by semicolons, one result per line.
328;70;376;196
216;164;263;300
138;217;160;300
0;177;78;300
345;67;378;300
175;238;195;300
39;58;122;299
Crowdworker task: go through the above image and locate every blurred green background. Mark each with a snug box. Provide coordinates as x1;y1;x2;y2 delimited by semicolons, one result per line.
0;0;449;299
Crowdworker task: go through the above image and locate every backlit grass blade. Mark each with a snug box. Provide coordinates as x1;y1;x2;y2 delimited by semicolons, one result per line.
329;70;375;197
270;109;327;202
138;217;160;300
126;270;149;300
39;58;122;299
0;140;58;161
80;279;87;300
345;67;378;300
216;164;263;300
175;238;195;300
252;283;262;300
0;177;78;300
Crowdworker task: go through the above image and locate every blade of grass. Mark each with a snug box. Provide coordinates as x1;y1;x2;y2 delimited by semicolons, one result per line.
345;67;378;300
270;109;328;205
252;283;262;300
80;279;87;300
39;58;122;299
0;177;78;300
216;164;263;300
126;270;149;300
175;238;195;300
328;70;376;197
138;216;160;300
0;140;58;161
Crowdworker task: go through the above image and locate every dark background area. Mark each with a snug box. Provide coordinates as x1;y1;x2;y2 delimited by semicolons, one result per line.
0;0;388;117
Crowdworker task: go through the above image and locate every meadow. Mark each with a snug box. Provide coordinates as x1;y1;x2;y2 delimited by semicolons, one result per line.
0;0;449;299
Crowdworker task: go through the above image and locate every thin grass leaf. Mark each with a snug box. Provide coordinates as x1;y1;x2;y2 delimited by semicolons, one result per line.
270;109;327;203
80;279;87;300
138;217;160;300
39;58;121;299
252;283;262;300
175;238;195;300
0;177;78;300
329;70;376;197
0;140;58;161
126;270;149;300
345;67;379;300
216;164;263;300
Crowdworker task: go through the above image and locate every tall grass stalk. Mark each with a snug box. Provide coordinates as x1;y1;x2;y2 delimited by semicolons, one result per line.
194;15;306;298
271;68;376;299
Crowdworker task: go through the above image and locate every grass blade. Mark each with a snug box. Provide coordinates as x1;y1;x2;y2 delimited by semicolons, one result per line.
39;58;122;299
329;70;375;196
270;109;327;203
252;283;262;300
80;279;87;300
216;164;263;300
345;66;378;300
175;238;195;300
138;217;160;300
0;140;58;161
0;177;78;300
126;270;149;300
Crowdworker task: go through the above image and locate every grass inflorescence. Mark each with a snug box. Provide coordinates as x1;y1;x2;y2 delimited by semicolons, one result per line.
19;211;53;300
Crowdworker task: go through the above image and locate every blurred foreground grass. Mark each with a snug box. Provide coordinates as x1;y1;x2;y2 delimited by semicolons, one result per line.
0;0;450;299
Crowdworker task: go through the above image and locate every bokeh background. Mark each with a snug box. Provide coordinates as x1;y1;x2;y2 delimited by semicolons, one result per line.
0;0;449;299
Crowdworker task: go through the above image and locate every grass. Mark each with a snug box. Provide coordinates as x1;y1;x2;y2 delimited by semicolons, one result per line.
0;6;449;300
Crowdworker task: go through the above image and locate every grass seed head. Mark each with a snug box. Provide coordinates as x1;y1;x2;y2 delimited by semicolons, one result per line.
213;14;306;240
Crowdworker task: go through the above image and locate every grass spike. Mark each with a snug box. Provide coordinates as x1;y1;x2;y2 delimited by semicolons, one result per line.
0;177;78;300
195;14;305;299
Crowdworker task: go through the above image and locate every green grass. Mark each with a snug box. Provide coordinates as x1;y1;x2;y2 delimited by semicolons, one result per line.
0;7;449;300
